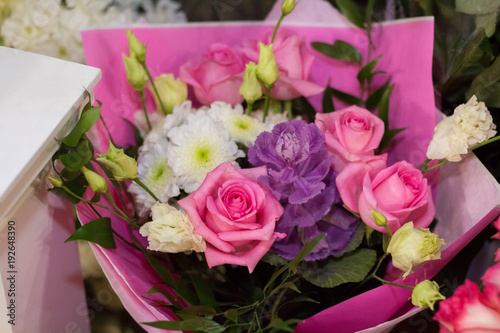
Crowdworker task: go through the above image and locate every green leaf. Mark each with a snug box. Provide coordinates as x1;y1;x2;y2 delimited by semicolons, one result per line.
334;0;365;28
143;317;226;333
357;55;381;86
268;317;295;333
146;287;182;310
476;12;498;37
223;308;239;324
59;139;93;173
322;84;335;113
141;248;175;286
291;96;317;122
191;275;217;306
65;217;116;249
329;87;362;106
456;0;500;15
261;253;289;266
181;305;217;317
61;106;101;147
342;222;365;253
298;248;377;288
378;127;407;151
311;40;362;65
48;187;81;205
365;79;391;111
288;234;327;273
377;84;395;130
466;55;500;106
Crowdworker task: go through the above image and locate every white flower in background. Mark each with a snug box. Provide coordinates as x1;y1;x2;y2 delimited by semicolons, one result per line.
0;0;185;63
140;202;206;253
128;139;179;217
167;110;244;193
209;102;265;146
427;95;497;162
113;0;186;24
161;100;197;137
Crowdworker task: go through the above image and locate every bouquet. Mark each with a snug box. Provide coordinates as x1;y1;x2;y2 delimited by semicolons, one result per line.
49;0;500;331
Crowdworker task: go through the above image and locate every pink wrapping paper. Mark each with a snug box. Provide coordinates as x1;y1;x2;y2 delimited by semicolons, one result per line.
80;3;500;331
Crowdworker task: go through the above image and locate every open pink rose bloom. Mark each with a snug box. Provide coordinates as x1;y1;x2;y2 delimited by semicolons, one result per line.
79;2;500;332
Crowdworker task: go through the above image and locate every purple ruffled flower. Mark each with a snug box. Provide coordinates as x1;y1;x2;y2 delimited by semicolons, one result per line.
249;119;360;260
272;206;362;261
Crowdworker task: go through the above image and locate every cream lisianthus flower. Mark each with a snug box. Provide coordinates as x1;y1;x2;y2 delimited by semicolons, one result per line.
387;222;445;278
150;73;188;114
427;95;496;162
140;202;206;253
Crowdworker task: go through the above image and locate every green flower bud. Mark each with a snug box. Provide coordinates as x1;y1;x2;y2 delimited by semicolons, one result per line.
411;280;445;310
48;176;63;188
81;167;108;193
239;62;263;104
387;222;445;278
150;74;187;114
281;0;296;16
123;54;148;92
256;43;280;89
97;143;138;181
371;210;387;227
126;30;146;63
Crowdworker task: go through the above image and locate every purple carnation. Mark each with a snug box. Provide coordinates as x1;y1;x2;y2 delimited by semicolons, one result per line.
249;120;360;260
248;120;336;227
272;206;362;261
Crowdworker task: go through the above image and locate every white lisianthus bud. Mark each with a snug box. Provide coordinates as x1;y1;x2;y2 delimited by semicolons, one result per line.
139;203;206;253
256;43;280;89
239;62;263;104
387;222;445;278
97;142;138;181
411;280;445;310
427;95;496;162
150;74;187;115
281;0;296;16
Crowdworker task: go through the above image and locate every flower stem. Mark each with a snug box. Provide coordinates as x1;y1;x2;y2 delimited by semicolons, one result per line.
104;192;132;223
372;274;414;290
271;14;285;44
133;178;161;203
61;185;128;221
143;64;167;115
425;159;449;173
247;102;253;116
100;115;116;147
140;91;152;131
418;158;431;172
469;135;500;151
284;100;292;119
262;87;271;123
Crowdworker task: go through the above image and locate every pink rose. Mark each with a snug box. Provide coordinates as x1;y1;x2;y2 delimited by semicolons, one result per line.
434;280;500;333
178;162;284;273
337;161;435;233
179;43;245;106
243;29;323;100
482;262;500;292
315;106;385;172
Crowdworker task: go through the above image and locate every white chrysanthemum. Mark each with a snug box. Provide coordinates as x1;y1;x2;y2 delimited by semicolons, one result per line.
139;202;206;253
133;110;165;142
427;95;497;162
251;109;291;132
112;0;187;24
167;110;245;193
128;139;179;217
209;102;265;146
162;100;197;137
